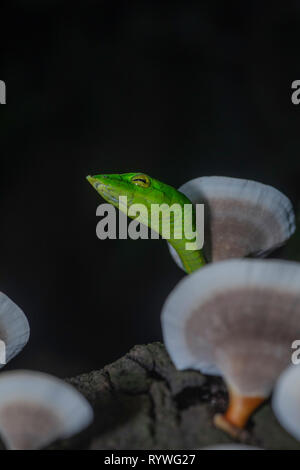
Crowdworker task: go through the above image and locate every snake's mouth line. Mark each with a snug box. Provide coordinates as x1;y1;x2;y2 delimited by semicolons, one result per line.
102;190;118;205
95;185;133;208
93;185;119;205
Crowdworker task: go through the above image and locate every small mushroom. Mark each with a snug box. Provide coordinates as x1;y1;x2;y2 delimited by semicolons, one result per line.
168;176;295;266
161;258;300;436
0;292;29;366
0;370;93;449
272;365;300;441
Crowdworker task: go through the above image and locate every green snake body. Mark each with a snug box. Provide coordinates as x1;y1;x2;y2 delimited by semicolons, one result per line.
87;172;206;273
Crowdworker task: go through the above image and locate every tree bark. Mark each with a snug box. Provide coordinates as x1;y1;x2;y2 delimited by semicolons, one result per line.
51;342;300;450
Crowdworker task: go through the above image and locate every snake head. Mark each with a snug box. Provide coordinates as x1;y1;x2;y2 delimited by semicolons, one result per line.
86;172;176;213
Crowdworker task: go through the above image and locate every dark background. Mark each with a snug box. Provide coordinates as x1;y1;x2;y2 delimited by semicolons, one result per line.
1;1;300;377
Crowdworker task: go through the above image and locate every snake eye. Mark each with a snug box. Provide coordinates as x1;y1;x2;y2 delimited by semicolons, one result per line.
131;174;151;188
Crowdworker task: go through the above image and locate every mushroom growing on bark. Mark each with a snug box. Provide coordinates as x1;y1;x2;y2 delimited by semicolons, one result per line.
0;370;93;449
161;258;300;437
168;176;295;266
272;365;300;441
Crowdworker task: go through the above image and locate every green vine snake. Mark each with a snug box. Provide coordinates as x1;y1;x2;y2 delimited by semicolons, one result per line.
87;172;206;273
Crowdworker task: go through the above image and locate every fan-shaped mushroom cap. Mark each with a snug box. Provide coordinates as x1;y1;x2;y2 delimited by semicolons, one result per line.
0;293;29;366
168;176;295;267
272;365;300;441
0;370;93;449
162;258;300;433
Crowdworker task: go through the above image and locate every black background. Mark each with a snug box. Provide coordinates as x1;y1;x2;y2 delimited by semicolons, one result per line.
1;1;300;377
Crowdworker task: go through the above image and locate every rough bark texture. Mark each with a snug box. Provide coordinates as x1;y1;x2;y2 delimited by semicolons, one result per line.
50;342;300;450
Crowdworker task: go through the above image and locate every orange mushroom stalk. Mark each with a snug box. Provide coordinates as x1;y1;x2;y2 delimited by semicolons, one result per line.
214;388;265;436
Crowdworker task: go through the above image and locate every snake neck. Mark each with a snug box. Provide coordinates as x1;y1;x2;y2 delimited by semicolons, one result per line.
152;196;206;274
169;231;206;274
